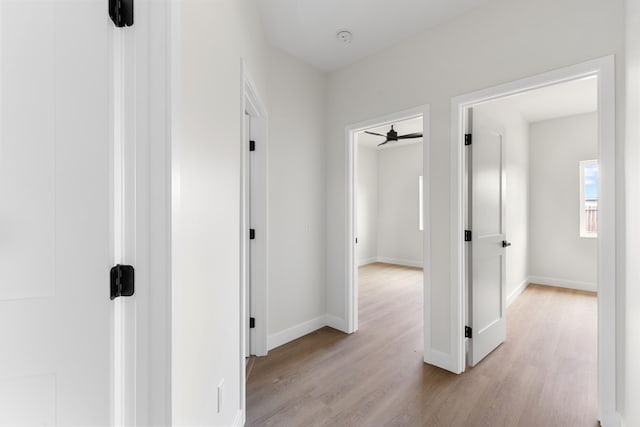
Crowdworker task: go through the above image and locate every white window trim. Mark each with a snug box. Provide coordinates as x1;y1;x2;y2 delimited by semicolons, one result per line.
579;159;598;238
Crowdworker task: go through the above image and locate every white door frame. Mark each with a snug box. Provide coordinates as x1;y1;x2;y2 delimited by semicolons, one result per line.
345;105;431;344
122;0;172;425
240;63;269;425
112;1;172;425
450;56;618;425
240;62;269;425
241;62;268;360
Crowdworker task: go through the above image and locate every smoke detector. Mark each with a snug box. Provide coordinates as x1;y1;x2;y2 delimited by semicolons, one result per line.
336;31;353;44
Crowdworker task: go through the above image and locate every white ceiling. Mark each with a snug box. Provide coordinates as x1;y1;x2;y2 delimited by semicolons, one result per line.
357;116;423;150
255;0;491;71
477;77;598;123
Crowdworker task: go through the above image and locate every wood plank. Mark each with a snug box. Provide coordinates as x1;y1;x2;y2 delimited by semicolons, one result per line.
247;263;597;426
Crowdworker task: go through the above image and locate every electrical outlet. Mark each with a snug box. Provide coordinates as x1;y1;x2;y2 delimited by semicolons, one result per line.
217;379;224;414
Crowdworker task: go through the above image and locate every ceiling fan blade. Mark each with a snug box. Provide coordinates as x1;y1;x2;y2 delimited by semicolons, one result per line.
377;140;390;146
365;131;386;137
397;133;423;139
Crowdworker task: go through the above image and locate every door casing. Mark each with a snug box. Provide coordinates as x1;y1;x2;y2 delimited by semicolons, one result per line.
240;61;269;426
241;63;268;359
450;56;618;425
117;0;173;424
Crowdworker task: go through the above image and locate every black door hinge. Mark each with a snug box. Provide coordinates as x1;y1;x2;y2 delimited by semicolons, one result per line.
250;229;256;240
249;317;256;329
109;0;134;27
250;140;256;152
464;230;472;242
465;326;472;338
465;134;472;146
110;264;135;300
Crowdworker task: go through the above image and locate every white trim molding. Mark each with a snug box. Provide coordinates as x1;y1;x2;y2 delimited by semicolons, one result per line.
267;316;328;351
240;60;269;427
325;314;348;332
358;257;378;266
425;349;460;374
241;64;269;358
266;313;371;351
112;0;172;424
376;257;423;268
507;278;530;307
450;56;618;423
529;276;597;293
358;257;424;268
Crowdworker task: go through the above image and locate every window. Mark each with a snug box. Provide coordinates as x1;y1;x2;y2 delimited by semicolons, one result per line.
579;160;598;238
419;176;424;231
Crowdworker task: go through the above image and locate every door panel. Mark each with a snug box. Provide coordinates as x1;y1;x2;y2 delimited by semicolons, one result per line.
0;1;111;424
470;109;507;367
0;1;56;301
474;136;503;236
475;254;504;331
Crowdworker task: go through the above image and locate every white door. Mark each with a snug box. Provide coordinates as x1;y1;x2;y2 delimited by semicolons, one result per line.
0;1;113;424
469;108;507;367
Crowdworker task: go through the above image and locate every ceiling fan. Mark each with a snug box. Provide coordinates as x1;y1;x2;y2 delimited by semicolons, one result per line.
365;125;423;146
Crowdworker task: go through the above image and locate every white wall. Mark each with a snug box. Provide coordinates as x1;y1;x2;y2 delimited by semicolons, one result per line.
265;47;328;341
377;143;424;266
357;145;378;265
173;3;334;420
325;0;625;372
356;142;423;267
172;0;268;424
169;0;633;422
472;105;530;303
529;113;598;291
625;0;640;424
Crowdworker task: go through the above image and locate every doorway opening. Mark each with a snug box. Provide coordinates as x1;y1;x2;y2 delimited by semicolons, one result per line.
345;105;431;354
355;116;425;337
451;56;617;425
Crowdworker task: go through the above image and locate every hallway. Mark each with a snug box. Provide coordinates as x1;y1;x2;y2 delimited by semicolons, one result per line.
246;263;597;426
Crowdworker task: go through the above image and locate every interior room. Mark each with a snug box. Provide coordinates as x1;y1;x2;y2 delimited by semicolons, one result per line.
356;117;424;269
470;77;599;304
462;78;600;420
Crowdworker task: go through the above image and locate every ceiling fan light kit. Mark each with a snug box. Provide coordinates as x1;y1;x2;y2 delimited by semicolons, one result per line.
364;125;423;146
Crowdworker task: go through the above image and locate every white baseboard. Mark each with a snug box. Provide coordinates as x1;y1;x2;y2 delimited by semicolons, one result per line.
528;275;597;293
507;278;530;307
267;315;327;351
425;349;461;374
376;256;423;268
267;314;352;351
358;257;378;266
325;314;348;333
232;410;244;427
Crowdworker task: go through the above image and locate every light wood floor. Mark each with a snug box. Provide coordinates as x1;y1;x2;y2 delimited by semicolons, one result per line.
246;263;597;427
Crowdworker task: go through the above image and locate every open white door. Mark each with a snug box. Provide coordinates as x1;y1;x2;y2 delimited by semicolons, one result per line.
469;108;508;367
0;1;113;424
